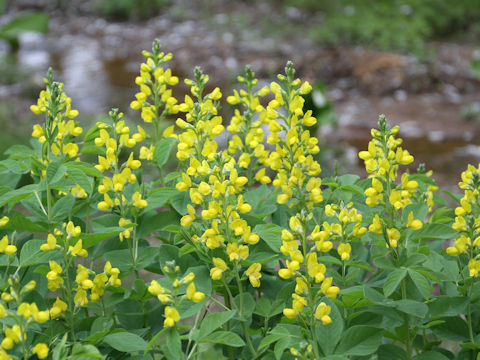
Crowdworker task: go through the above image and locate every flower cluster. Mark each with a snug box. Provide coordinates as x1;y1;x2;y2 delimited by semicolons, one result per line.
173;68;262;288
130;39;179;144
148;261;205;327
0;278;62;359
359;115;430;249
226;66;271;186
94;109;147;217
30;69;81;160
279;212;338;325
260;62;322;209
447;165;480;277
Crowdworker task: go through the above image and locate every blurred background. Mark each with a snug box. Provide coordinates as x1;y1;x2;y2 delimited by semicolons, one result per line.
2;0;480;190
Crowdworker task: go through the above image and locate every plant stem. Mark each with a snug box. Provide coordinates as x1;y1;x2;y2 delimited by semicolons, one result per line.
401;278;411;360
234;268;258;357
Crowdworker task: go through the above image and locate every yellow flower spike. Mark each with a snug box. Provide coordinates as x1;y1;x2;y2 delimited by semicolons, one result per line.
210;258;228;280
315;302;332;325
164;306;180;327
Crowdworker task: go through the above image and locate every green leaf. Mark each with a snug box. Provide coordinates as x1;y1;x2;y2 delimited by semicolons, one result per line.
335;325;383;356
394;299;428;318
0;184;39;208
52;195;75;222
428;296;468;317
430;316;470;341
377;344;406;360
408;269;432;299
3;213;46;232
19;240;60;267
316;299;343;355
66;165;92;194
46;160;66;185
198;310;236;339
383;269;407;297
154;138;176;169
102;332;147;353
82;227;125;248
201;331;245;347
145;188;177;210
163;327;182;360
0;12;48;40
412;351;450;360
67;162;103;178
258;333;287;350
170;190;189;215
234;292;256;319
254;223;283;252
137;211;180;238
409;223;457;241
145;329;167;352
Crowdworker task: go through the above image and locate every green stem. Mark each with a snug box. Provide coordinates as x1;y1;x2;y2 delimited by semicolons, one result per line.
223;289;235;360
234;268;257;357
401;279;411;360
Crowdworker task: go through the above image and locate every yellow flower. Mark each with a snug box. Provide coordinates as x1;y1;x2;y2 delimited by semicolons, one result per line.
68;239;88;257
226;243;249;261
386;228;401;248
32;343;49;359
245;263;262;287
407;212;423;230
0;235;16;255
337;243;351;261
164;306;180;327
468;259;480;277
186;282;205;302
315;302;332;325
321;277;339;299
50;298;68;319
132;192;147;208
47;260;64;291
210;258;228;280
0;216;9;227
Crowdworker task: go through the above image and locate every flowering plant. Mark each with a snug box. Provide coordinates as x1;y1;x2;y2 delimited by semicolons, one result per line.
0;40;478;360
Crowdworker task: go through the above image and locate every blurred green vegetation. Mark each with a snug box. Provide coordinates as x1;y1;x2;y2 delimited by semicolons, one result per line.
93;0;170;20
289;0;480;53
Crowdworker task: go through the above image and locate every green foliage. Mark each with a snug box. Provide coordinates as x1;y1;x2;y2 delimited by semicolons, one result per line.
93;0;170;20
297;0;480;53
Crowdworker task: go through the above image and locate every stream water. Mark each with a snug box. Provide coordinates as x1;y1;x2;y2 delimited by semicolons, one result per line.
4;7;480;192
